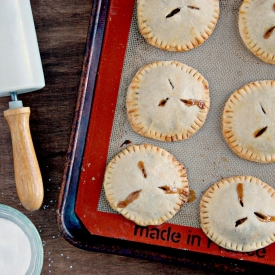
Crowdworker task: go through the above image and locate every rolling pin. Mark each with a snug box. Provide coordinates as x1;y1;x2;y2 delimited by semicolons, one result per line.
0;0;45;210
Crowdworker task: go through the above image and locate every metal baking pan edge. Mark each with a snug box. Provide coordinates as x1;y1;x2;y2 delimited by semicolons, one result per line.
57;0;275;273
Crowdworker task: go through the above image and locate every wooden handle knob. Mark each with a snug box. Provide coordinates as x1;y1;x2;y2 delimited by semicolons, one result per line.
4;107;44;211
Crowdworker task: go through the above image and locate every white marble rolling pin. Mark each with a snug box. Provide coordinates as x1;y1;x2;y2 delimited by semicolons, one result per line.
0;0;45;210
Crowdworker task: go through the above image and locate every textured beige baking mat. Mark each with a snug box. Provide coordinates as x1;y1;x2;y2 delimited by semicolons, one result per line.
98;0;275;229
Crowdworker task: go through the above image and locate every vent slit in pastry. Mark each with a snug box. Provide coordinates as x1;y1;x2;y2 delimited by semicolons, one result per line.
138;161;147;178
254;212;275;222
187;6;200;10
264;26;275;39
158;185;178;194
254;126;268;138
260;103;266;114
166;8;181;18
158;98;169;107
237;183;244;207
168;79;174;89
235;217;248;227
180;99;206;109
158;185;189;198
117;190;142;208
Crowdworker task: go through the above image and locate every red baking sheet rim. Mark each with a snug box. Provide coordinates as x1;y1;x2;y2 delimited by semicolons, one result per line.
75;0;275;266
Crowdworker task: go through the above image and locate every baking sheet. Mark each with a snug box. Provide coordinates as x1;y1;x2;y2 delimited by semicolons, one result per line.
66;0;275;268
98;0;275;228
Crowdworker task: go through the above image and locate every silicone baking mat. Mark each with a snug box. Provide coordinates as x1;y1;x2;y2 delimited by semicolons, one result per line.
60;0;275;269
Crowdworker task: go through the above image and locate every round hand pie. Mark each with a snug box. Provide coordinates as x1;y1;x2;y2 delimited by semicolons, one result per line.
200;176;275;252
126;61;210;142
239;0;275;64
223;80;275;163
137;0;219;52
103;144;189;226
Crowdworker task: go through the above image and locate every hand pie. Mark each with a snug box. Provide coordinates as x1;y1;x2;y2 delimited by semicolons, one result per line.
239;0;275;64
200;176;275;252
127;61;210;142
137;0;219;52
103;144;189;226
223;80;275;163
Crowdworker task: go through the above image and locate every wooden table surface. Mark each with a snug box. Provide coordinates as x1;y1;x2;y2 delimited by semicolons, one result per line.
0;1;270;274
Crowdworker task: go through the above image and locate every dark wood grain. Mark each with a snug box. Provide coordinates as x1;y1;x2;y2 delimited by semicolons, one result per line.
0;1;256;274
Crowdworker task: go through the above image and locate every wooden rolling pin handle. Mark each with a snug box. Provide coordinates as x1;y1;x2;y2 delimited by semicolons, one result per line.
4;107;44;211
